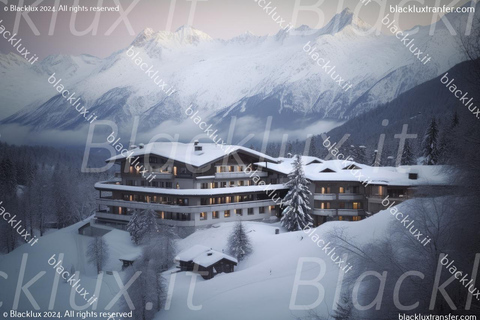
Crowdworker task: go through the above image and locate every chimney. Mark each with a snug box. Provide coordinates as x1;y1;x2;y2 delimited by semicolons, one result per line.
194;140;203;155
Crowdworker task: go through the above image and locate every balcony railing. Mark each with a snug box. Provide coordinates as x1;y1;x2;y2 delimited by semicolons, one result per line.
337;209;365;217
214;171;267;179
314;193;336;201
313;209;337;217
95;212;196;227
96;198;276;214
338;194;364;201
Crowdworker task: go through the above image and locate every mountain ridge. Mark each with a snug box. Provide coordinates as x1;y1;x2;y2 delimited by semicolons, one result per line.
0;4;477;140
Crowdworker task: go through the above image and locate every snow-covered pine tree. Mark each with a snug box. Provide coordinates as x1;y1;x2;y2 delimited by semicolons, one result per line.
281;155;313;231
331;294;353;320
158;224;176;268
356;146;367;164
87;236;109;274
0;157;17;199
138;208;159;243
422;118;439;165
127;209;143;245
349;145;358;161
143;225;177;270
438;112;460;164
401;140;416;165
310;136;318;157
124;259;162;320
370;149;379;166
227;220;253;262
286;142;293;157
128;208;159;245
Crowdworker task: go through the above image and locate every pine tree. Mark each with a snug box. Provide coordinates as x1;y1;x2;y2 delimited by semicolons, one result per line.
401;140;416;165
87;236;109;274
310;136;318;157
331;294;353;320
157;225;176;268
451;111;459;127
0;158;17;199
371;149;379;166
143;224;177;270
138;208;159;243
127;208;159;245
281;155;313;231
438;112;460;164
286;142;293;158
349;145;358;161
124;259;162;320
422;118;439;165
126;240;169;320
356;146;367;164
127;209;143;245
227;221;253;262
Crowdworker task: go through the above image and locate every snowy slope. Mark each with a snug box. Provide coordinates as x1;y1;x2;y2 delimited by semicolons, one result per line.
0;5;477;134
158;214;394;320
0;219;140;317
0;199;433;319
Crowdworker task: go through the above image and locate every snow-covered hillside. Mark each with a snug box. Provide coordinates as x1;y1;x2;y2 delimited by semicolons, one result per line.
0;219;141;317
0;4;476;135
0;199;402;320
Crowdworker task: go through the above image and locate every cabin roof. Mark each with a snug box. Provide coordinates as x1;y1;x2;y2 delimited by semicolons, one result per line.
193;250;238;268
174;244;210;262
119;252;142;262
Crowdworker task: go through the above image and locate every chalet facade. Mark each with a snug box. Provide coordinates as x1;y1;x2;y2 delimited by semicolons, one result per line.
93;142;449;231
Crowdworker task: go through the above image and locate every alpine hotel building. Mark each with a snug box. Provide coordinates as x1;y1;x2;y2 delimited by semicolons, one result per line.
94;142;448;233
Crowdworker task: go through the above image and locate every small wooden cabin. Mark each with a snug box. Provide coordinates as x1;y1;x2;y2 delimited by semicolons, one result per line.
192;250;238;280
174;245;210;271
119;253;141;270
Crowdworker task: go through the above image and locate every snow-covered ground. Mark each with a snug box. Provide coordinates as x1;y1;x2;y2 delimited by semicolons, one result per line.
0;219;141;317
0;201;401;320
158;212;392;320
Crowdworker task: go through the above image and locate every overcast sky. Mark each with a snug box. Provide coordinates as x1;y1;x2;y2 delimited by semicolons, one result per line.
0;0;475;59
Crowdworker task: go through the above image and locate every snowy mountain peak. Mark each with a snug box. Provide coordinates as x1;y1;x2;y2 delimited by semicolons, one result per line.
131;25;213;49
0;52;28;69
228;31;262;44
174;25;213;44
131;27;156;47
321;8;371;34
295;25;312;32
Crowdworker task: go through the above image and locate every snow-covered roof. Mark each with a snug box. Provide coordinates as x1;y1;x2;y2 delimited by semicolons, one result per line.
106;142;278;168
256;157;450;186
193;250;238;268
95;182;287;195
175;245;210;262
175;246;237;267
119;252;142;262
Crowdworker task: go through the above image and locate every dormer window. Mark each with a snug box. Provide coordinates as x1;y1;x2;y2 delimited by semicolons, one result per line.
343;164;361;170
